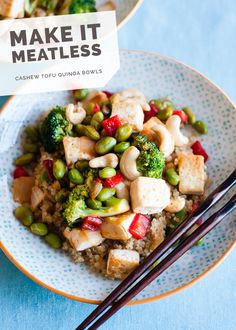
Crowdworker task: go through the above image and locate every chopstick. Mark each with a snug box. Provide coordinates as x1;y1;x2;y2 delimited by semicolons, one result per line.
85;193;236;330
77;169;236;330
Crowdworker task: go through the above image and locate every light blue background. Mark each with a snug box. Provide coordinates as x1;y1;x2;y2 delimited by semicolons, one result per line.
0;0;236;329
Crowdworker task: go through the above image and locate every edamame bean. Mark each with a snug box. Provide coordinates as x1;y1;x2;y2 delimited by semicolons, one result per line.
182;107;196;125
157;106;173;121
74;89;89;101
175;209;187;222
97;187;116;201
14;206;34;227
30;223;48;236
114;142;130;153
86;198;102;210
95;137;116;155
45;233;62;249
68;169;84;184
162;98;174;109
75;160;89;171
85;126;100;141
75;124;86;136
152;98;173;110
53;160;66;180
193;120;208;134
165;168;179;186
85;102;95;115
115;124;132;142
14;153;34;166
91;111;104;131
25;125;39;142
82;115;92;125
23;142;38;153
99;167;116;179
105;196;121;207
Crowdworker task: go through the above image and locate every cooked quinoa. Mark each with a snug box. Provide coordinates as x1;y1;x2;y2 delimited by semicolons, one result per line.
12;88;208;280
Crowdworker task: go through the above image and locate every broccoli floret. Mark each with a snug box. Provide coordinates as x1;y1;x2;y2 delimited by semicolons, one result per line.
132;133;165;179
63;184;130;227
60;0;96;14
69;0;96;13
39;0;59;11
40;106;72;153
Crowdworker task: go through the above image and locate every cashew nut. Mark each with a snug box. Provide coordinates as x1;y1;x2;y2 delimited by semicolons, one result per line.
120;146;141;181
166;115;189;147
89;153;119;168
141;117;174;157
66;103;86;125
165;196;186;213
115;182;130;201
111;88;150;111
152;124;175;158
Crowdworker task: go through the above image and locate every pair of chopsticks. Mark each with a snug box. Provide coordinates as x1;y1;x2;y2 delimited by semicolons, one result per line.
77;169;236;330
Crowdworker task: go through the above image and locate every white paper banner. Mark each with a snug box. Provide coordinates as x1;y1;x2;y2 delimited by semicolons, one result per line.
0;11;119;95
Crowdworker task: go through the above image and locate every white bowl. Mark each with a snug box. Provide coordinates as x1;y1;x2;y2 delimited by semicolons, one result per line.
0;50;235;304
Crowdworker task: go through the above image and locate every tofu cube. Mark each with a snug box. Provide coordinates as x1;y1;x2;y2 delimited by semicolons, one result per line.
13;177;35;203
107;249;140;279
63;136;96;166
101;212;136;240
63;228;104;252
78;136;96;160
0;0;24;18
178;153;205;195
111;101;144;131
130;177;171;214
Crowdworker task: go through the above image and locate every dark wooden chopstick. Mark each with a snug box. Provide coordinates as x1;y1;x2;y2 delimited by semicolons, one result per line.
77;169;236;330
83;193;236;330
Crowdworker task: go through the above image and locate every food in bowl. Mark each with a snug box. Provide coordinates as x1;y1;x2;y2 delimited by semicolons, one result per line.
0;0;115;19
12;88;209;279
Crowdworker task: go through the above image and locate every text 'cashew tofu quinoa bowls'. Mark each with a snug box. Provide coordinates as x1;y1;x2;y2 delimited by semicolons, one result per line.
12;88;209;280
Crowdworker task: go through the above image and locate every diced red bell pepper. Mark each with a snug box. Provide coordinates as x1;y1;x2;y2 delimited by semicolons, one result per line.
102;90;113;99
191;140;209;162
102;115;122;136
43;159;54;181
104;173;124;188
144;103;159;122
190;202;199;213
95;177;104;184
13;167;29;179
82;216;103;231
129;214;151;240
173;110;188;124
92;103;101;114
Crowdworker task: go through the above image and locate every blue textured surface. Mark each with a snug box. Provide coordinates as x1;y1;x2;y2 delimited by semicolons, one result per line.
0;0;236;329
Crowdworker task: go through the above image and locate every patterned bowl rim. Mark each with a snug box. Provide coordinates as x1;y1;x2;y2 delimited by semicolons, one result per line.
117;0;144;30
0;49;235;305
